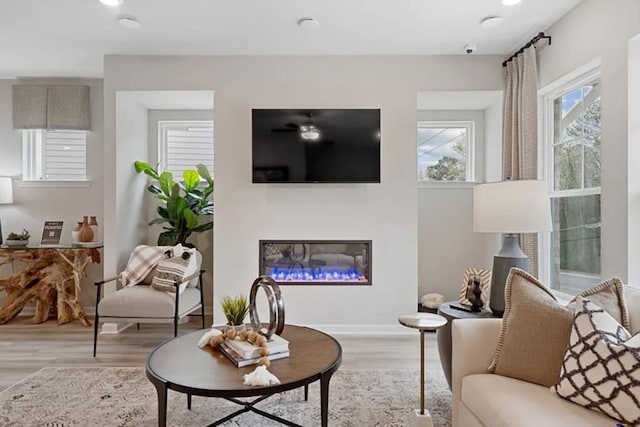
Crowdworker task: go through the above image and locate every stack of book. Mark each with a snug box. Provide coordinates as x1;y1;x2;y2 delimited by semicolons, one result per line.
219;334;290;367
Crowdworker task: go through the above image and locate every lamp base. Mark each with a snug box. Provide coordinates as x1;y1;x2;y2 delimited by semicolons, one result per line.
489;234;528;316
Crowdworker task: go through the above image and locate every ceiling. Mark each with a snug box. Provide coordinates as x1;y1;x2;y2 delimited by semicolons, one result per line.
0;0;582;79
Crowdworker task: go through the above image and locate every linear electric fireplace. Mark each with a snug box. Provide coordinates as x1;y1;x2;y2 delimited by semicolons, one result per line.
259;240;372;285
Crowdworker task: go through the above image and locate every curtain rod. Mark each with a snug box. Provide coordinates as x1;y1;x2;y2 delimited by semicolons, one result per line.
502;32;552;67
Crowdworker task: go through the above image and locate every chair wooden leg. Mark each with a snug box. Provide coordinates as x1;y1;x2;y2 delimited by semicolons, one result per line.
137;323;140;331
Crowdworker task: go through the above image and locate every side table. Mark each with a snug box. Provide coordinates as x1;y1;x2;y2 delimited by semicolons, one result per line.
436;302;499;390
398;313;447;427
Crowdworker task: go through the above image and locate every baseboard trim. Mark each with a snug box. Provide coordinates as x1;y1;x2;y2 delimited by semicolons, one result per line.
301;324;414;335
13;310;415;336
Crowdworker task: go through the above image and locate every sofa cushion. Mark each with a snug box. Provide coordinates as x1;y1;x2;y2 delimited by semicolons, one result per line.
489;269;628;387
553;299;640;425
97;286;201;318
568;278;629;330
626;285;640;333
461;374;616;427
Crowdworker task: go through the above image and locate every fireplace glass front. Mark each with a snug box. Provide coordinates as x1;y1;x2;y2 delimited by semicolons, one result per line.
259;240;371;285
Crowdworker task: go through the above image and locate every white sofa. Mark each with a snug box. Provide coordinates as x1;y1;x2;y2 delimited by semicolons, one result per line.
451;285;640;427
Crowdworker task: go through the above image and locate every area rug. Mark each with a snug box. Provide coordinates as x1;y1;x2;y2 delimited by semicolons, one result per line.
0;367;451;427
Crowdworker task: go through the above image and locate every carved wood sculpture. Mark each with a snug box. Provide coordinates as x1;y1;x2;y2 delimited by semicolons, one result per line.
0;248;101;325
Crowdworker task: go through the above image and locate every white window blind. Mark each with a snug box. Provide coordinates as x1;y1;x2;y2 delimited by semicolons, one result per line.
159;121;214;179
23;129;87;181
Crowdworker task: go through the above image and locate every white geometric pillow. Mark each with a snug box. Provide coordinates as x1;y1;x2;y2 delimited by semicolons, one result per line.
552;298;640;425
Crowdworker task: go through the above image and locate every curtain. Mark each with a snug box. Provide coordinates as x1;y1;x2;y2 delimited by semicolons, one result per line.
12;85;91;130
502;46;539;276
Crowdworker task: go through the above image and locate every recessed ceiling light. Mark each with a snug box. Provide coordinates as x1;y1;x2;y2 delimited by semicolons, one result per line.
99;0;123;6
481;16;504;28
118;15;140;30
298;18;320;31
502;0;522;5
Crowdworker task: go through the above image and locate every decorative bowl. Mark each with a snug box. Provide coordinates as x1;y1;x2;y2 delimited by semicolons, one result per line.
5;239;29;247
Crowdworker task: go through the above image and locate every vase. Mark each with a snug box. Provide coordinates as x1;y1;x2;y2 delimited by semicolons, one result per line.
71;222;82;243
89;216;98;241
78;216;94;243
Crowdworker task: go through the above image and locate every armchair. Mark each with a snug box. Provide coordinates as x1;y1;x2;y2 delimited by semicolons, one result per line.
93;248;206;356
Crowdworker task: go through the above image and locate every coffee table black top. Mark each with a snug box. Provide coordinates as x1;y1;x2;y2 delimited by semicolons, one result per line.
146;325;342;398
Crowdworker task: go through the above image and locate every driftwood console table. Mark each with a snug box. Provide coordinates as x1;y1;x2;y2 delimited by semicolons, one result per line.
0;244;102;326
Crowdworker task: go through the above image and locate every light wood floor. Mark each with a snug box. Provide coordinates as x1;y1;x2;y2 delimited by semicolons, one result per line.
0;316;442;391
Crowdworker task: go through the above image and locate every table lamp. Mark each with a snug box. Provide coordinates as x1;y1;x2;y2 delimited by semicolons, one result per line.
473;180;552;316
0;177;14;245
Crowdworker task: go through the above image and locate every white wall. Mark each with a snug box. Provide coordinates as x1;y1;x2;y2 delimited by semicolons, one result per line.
416;109;497;301
538;0;640;282
103;55;503;329
628;35;640;283
147;109;214;307
0;78;104;308
112;93;150;281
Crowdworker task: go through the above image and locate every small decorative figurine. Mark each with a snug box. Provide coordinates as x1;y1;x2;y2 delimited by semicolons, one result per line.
467;276;484;312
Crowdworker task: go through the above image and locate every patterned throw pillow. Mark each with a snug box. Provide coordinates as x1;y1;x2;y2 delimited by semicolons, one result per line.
489;268;629;387
552;299;640;425
150;251;197;295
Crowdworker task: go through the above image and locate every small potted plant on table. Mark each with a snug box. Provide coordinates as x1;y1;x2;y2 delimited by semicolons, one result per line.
220;294;249;331
5;229;30;247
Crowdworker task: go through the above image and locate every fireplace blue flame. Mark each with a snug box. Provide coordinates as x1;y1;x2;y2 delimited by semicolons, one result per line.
266;266;367;283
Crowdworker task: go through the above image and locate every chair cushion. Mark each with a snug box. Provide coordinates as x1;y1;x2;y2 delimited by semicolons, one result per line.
552;299;640;425
150;250;198;294
461;374;616;427
489;268;628;387
98;286;201;319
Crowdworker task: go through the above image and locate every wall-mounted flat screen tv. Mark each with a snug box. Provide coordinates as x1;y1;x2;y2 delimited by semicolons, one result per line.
252;109;381;183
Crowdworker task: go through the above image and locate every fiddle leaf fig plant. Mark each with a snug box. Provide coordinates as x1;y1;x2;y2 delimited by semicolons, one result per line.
134;161;214;246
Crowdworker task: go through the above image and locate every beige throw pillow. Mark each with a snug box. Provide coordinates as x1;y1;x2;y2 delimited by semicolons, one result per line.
489;268;628;387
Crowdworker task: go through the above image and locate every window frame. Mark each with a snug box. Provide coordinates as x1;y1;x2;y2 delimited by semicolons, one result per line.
21;129;89;186
157;120;214;181
539;64;602;294
416;120;475;187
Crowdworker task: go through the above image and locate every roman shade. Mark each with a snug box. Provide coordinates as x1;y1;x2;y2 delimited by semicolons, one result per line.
12;85;91;130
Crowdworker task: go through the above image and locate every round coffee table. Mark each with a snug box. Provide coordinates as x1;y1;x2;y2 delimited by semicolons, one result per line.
146;325;342;427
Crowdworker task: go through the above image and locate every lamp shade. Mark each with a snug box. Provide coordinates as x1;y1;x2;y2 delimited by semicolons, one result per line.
0;177;13;204
473;180;552;233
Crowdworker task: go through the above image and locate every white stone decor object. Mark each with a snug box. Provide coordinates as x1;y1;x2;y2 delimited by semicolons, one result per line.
414;408;434;427
421;293;444;309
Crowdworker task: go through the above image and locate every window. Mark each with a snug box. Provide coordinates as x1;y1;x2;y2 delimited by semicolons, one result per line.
417;121;474;182
158;121;214;179
543;70;601;295
23;129;87;181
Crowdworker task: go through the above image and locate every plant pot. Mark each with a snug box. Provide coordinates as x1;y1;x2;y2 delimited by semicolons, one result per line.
5;240;28;247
